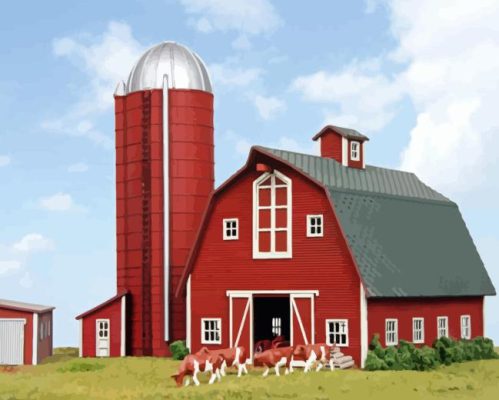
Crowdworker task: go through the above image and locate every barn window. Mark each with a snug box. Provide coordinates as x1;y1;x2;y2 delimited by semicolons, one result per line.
253;170;292;258
412;317;424;344
307;215;323;237
437;316;448;338
201;318;222;344
272;317;282;336
350;141;360;161
223;218;239;240
385;319;398;346
326;319;349;347
40;322;44;340
460;315;471;339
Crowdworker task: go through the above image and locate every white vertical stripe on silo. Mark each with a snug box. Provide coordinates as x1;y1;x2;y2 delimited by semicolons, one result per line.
163;74;170;342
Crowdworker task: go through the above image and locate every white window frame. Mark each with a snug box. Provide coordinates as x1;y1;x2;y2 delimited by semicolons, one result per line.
350;141;360;161
385;319;398;346
223;218;239;240
306;214;324;237
325;319;349;347
272;317;282;337
253;169;292;259
437;316;448;338
201;318;222;344
461;315;471;339
412;317;424;344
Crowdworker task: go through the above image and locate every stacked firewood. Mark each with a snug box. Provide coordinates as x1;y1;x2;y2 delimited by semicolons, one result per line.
330;347;355;369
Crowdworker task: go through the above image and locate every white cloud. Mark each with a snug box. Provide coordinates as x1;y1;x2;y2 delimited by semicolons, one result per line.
39;192;74;211
19;272;33;289
0;155;11;167
180;0;283;36
0;260;21;275
253;95;286;120
68;162;89;173
209;62;264;88
43;21;145;148
13;233;55;253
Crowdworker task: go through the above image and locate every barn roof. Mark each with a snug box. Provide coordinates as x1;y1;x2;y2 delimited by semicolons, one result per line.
0;298;55;313
258;146;496;298
312;125;369;142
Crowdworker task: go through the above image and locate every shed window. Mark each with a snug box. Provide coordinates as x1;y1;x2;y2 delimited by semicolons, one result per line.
272;317;282;336
385;319;398;346
201;318;221;344
350;141;360;161
413;318;424;344
253;170;292;258
461;315;471;339
437;316;448;338
307;215;323;237
326;319;349;346
223;218;239;240
40;322;44;340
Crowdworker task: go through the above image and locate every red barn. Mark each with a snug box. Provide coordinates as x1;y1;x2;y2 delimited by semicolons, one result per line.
0;299;54;365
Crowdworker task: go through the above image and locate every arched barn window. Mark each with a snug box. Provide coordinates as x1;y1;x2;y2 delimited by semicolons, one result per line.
253;169;292;258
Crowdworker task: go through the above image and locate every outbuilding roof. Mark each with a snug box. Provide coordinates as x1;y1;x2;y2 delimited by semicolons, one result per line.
258;146;496;298
0;299;55;313
312;125;370;142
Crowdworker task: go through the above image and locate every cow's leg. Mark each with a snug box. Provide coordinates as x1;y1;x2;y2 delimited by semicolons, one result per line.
315;362;324;372
193;361;201;386
289;356;294;374
243;361;249;374
329;358;335;371
262;366;270;377
216;368;222;382
184;377;190;387
220;359;227;377
237;363;243;378
304;350;317;373
275;357;287;376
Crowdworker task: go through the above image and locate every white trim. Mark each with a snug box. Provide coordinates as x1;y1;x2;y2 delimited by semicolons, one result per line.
186;275;191;351
79;319;83;357
235;300;250;347
437;316;448;338
291;298;309;345
385;318;398;346
362;142;365;169
412;317;424;344
120;296;126;357
341;137;348;166
360;283;368;368
163;74;170;342
96;319;110;357
252;169;292;259
306;214;324;237
227;290;319;297
311;294;315;344
460;315;471;339
223;218;239;240
483;297;486;337
325;319;349;347
201;318;222;345
32;313;38;365
249;296;254;360
290;294;294;346
350;141;360;161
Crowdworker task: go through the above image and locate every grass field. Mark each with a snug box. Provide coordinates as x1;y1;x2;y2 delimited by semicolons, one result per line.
0;348;498;400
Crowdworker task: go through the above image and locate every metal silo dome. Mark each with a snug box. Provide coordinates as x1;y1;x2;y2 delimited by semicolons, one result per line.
126;41;212;94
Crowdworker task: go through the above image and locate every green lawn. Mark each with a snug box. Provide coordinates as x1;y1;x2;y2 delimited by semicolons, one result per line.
0;348;499;400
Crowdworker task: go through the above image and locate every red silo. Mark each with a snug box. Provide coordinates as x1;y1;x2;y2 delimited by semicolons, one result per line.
114;42;214;356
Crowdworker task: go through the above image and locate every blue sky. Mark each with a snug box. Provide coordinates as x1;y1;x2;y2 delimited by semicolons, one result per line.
1;0;498;346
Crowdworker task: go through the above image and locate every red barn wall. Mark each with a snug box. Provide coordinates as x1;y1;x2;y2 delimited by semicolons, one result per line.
368;296;484;347
81;300;122;357
0;308;33;365
189;156;363;364
319;132;342;162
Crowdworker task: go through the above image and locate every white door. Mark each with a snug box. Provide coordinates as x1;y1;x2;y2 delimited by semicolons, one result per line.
0;319;25;365
96;319;110;357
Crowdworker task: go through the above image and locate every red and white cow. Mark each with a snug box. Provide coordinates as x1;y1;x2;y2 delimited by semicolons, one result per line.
293;344;334;373
253;347;295;377
196;346;250;377
171;353;224;387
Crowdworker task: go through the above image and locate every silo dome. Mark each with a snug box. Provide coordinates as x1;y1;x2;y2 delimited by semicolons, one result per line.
126;41;212;94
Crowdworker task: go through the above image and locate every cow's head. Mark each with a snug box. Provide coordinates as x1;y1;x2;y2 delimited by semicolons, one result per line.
196;347;211;356
293;344;306;357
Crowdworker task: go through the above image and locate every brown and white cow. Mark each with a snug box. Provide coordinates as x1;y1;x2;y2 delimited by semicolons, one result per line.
196;346;250;377
171;353;224;387
293;343;334;373
253;346;295;377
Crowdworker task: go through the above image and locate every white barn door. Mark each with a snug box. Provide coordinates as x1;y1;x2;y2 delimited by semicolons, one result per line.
0;319;25;365
96;319;110;357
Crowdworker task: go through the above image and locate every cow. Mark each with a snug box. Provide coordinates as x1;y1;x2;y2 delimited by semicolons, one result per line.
171;353;224;387
253;346;295;377
293;343;335;373
196;346;250;377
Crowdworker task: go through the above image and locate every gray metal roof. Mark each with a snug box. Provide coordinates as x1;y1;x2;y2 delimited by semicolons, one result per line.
0;299;55;313
313;125;369;141
257;146;496;298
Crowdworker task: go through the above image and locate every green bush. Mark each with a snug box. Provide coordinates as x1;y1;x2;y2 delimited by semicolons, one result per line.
170;340;189;360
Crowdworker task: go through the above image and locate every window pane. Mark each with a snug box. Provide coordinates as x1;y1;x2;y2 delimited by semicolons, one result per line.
259;231;271;252
275;230;287;252
259;209;271;229
275;187;287;206
259;188;271;206
275;176;286;186
276;208;287;228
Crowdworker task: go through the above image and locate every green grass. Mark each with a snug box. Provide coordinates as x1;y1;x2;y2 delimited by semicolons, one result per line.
0;348;499;399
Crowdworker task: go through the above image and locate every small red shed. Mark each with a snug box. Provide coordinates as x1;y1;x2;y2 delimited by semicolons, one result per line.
0;299;54;365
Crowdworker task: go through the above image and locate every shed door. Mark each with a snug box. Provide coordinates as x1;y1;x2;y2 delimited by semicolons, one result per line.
0;319;25;365
231;296;252;358
96;319;110;357
290;295;313;346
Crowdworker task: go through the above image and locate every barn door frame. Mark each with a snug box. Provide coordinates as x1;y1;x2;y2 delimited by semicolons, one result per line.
228;294;253;359
290;293;315;346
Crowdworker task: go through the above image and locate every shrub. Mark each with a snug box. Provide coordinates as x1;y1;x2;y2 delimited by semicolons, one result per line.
170;340;189;360
365;351;388;371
